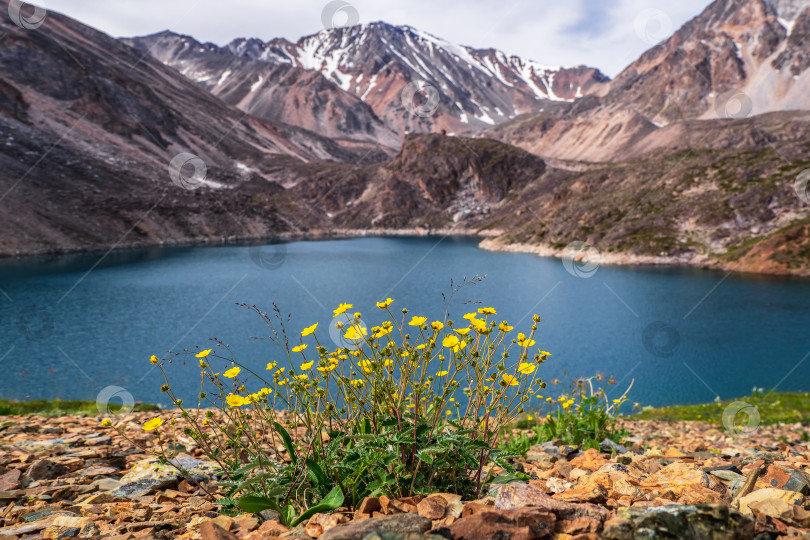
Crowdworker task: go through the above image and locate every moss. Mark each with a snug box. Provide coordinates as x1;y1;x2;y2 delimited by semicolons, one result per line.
630;391;810;426
0;399;159;416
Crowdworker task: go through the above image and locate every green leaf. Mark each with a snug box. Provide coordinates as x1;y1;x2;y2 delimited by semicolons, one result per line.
306;458;330;487
273;421;298;466
290;485;345;527
238;495;281;514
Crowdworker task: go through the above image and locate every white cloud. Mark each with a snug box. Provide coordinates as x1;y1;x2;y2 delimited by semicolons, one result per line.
39;0;712;76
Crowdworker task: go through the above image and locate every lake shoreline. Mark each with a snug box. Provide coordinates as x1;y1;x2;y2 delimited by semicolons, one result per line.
3;227;810;279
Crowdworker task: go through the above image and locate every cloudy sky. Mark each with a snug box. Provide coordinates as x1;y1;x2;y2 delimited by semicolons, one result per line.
40;0;712;76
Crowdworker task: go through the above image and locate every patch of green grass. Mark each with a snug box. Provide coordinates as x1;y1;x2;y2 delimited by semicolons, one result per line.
0;399;159;416
630;391;810;425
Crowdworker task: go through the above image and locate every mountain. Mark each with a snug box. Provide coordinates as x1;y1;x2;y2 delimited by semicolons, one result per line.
130;22;609;138
606;0;810;123
0;5;368;256
123;31;399;153
485;0;810;162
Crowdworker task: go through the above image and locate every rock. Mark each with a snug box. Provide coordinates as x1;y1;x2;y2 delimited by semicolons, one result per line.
0;469;21;490
600;439;629;455
433;508;555;540
111;478;176;499
257;520;287;536
640;462;721;498
748;497;810;528
737;487;806;516
544;477;573;494
707;470;745;483
494;482;607;534
21;506;79;522
305;513;347;538
25;459;68;481
360;534;445;540
553;484;608;504
602;504;754;539
756;464;810;495
617;455;633;466
199;521;239;540
416;495;447;519
358;497;382;515
568;449;608;472
320;514;431;540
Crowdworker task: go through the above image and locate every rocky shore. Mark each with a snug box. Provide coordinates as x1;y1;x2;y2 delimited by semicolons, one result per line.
1;411;809;539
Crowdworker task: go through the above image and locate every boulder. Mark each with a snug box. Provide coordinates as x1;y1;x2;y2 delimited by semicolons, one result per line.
602;504;754;539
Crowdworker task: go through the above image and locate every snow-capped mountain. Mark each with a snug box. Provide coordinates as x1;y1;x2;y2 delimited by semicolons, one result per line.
606;0;810;123
129;22;608;138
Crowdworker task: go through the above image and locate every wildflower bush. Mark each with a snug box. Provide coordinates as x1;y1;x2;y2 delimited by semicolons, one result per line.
144;296;551;522
501;374;631;454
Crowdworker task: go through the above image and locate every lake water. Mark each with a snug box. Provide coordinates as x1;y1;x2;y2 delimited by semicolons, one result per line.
1;236;809;410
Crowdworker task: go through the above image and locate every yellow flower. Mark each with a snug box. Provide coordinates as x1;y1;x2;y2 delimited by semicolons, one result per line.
442;335;467;352
376;298;394;309
372;326;392;338
437;370;449;376
317;364;337;372
517;333;536;347
502;373;519;386
333;303;353;317
613;398;622;404
517;363;536;375
100;419;112;427
470;318;487;332
350;379;364;387
266;361;277;370
294;374;308;380
150;355;159;365
278;379;288;386
292;344;308;353
301;322;318;336
454;327;471;336
301;361;314;370
256;387;273;396
202;419;210;426
344;325;367;340
223;366;241;378
142;417;164;431
478;307;497;315
226;394;251;407
416;343;427;350
539;351;552;357
431;321;444;331
195;349;212;358
408;316;427;327
527;415;534;421
199;359;207;368
445;410;452;415
499;322;514;332
462;312;477;320
562;399;574;409
400;350;410;358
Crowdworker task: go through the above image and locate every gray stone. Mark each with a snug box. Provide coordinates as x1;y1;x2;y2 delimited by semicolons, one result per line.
22;506;79;522
25;459;69;481
708;470;745;483
320;514;432;540
602;504;754;540
110;478;176;499
361;534;445;540
600;439;629;454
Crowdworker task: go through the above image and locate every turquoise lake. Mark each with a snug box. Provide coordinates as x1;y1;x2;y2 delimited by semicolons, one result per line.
1;236;808;410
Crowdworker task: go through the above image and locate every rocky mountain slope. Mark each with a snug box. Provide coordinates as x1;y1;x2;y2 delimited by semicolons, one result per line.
123;32;399;153
486;0;810;162
129;23;608;138
0;6;370;256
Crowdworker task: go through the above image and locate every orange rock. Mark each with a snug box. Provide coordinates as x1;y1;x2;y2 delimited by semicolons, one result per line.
568;449;608;472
